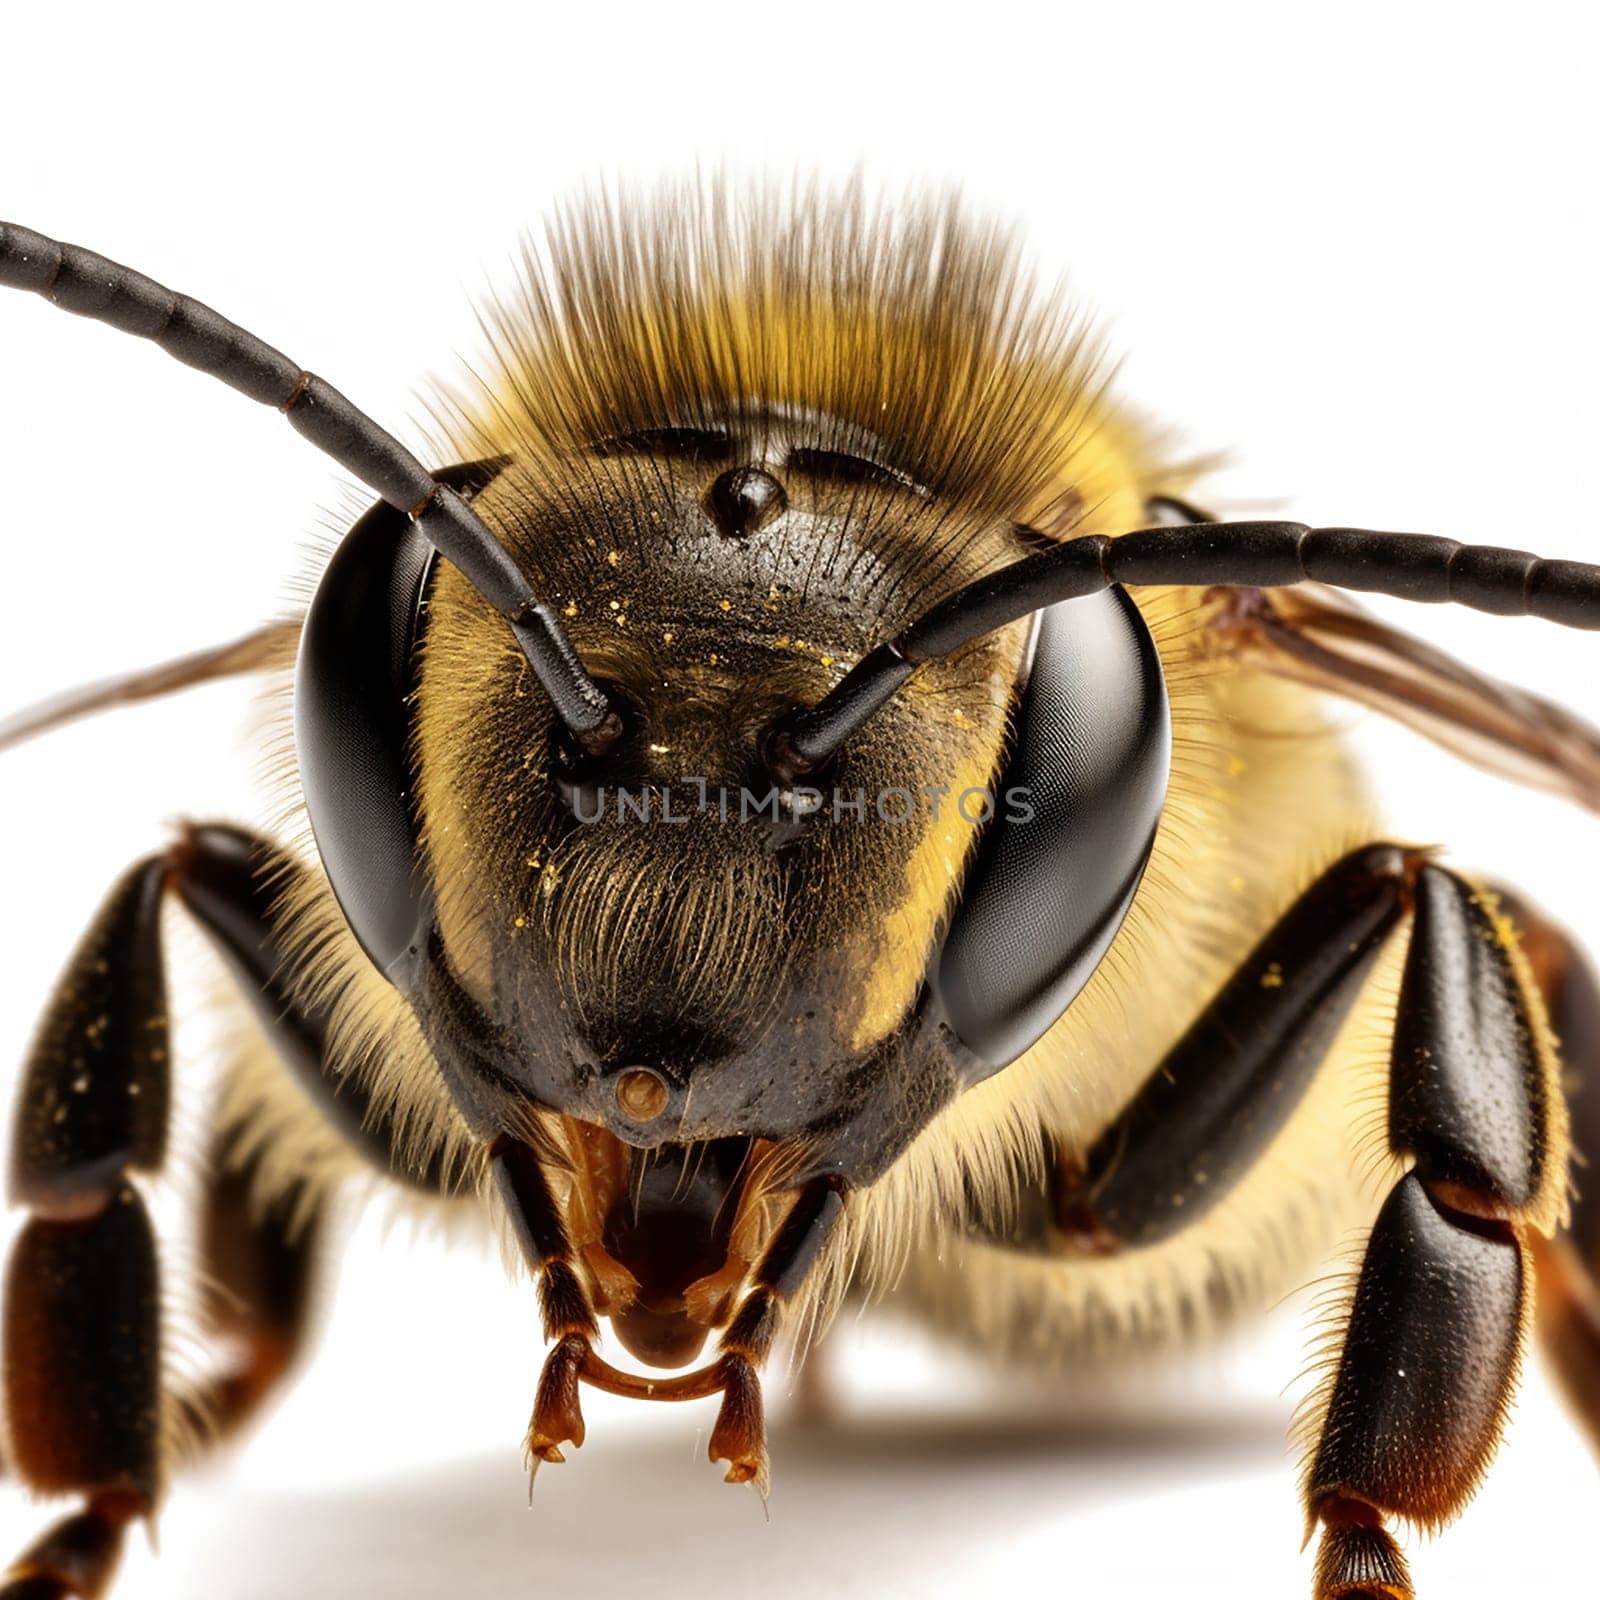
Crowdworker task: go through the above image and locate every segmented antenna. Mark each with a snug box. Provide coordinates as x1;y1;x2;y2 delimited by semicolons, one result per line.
769;520;1600;776
0;221;619;752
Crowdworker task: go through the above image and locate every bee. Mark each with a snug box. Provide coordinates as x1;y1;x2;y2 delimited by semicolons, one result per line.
2;185;1599;1600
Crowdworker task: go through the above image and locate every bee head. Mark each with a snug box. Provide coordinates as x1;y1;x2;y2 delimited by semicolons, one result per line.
293;189;1170;1186
403;436;1035;1168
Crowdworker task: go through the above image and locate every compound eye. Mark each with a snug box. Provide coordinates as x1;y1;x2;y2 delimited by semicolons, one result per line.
936;587;1171;1075
704;466;786;538
297;457;509;989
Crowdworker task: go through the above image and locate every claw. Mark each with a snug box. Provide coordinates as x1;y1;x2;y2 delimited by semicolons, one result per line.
708;1353;769;1498
525;1333;589;1471
524;1337;773;1499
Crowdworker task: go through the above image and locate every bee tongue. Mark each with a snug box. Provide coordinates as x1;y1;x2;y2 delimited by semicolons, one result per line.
601;1136;753;1369
610;1298;712;1367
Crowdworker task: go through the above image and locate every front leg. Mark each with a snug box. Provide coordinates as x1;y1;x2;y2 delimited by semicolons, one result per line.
1067;842;1414;1247
1030;843;1563;1598
1302;866;1565;1598
491;1137;844;1495
0;824;382;1597
701;1172;846;1489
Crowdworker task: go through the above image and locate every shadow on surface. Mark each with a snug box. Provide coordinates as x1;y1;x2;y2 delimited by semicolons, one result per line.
176;1404;1288;1600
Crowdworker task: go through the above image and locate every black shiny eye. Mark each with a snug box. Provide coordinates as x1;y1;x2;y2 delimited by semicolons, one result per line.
592;427;734;462
704;465;786;537
935;587;1171;1075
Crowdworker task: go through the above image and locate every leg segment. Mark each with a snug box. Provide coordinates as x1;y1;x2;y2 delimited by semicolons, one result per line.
1;824;412;1595
3;850;171;1598
1490;891;1600;1449
1303;866;1565;1597
956;845;1563;1596
1;1154;327;1600
6;859;170;1539
169;1147;326;1456
172;824;444;1192
1048;842;1416;1251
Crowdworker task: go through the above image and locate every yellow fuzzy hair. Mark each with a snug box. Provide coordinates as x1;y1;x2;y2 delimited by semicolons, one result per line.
829;614;1396;1362
433;176;1191;533
239;182;1386;1325
408;181;1200;1091
218;189;1570;1505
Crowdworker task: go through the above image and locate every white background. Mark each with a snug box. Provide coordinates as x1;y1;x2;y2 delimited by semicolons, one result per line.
1;3;1597;1595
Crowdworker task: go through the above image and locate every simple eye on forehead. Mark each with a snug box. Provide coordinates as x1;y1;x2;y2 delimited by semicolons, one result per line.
786;446;926;495
591;427;734;462
586;428;926;497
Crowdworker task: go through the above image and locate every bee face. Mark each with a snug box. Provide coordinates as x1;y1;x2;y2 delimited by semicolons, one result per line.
5;177;1595;1582
411;422;1033;1165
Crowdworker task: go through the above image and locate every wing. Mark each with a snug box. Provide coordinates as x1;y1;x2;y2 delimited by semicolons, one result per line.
0;618;299;754
1206;583;1600;815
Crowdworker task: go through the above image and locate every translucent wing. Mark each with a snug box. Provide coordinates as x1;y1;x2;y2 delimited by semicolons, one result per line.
1208;584;1600;814
0;618;299;754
